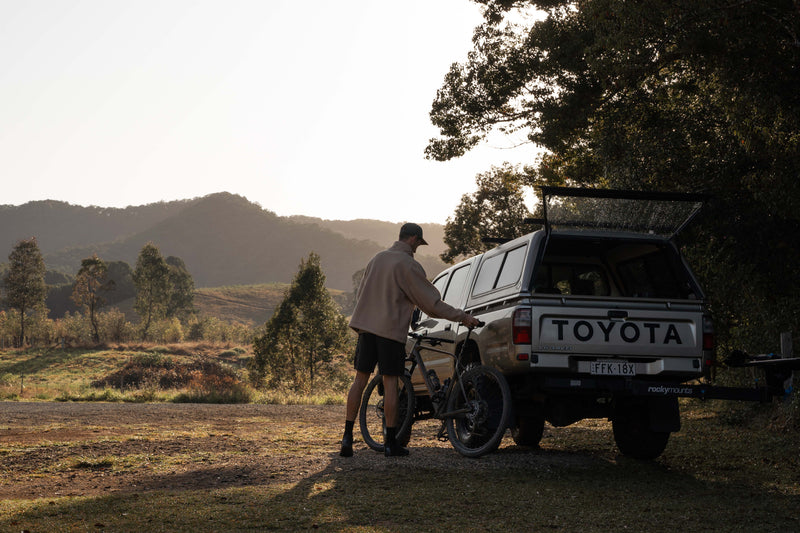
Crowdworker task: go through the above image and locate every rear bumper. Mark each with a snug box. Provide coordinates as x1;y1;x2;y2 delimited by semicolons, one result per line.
529;353;704;380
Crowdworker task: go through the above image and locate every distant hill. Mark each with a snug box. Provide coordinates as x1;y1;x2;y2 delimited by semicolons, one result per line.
287;216;447;258
0;198;193;254
1;193;448;291
194;284;350;326
194;284;287;325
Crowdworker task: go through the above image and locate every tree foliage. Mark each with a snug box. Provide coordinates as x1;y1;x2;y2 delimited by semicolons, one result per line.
133;243;196;340
133;243;170;340
3;238;48;346
165;256;195;320
429;0;800;353
71;254;112;343
252;253;351;391
441;163;534;262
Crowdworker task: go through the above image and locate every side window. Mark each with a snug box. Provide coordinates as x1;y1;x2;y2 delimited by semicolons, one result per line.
433;273;449;296
472;245;528;296
420;273;450;321
443;264;470;306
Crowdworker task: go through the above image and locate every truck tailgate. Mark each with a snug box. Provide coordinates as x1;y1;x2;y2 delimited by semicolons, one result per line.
532;298;703;358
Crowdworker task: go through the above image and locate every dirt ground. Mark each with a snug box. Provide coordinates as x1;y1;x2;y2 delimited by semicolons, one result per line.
0;402;591;501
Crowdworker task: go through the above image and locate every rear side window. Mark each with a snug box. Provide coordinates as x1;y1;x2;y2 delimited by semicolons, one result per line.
472;245;528;296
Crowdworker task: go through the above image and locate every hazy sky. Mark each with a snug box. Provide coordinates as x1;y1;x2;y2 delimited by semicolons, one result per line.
0;0;540;224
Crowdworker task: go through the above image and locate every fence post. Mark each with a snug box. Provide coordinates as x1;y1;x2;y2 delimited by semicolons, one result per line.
780;331;794;399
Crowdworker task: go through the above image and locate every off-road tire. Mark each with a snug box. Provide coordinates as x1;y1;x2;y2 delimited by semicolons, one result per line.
612;402;670;460
446;365;511;458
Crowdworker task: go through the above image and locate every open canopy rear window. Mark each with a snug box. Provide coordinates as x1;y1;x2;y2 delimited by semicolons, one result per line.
540;187;707;239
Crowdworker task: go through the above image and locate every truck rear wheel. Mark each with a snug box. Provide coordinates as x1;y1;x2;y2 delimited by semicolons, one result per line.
511;414;545;447
612;401;670;460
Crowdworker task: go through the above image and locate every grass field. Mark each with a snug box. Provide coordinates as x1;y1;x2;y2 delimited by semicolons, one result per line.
0;344;254;402
1;346;799;531
0;401;798;532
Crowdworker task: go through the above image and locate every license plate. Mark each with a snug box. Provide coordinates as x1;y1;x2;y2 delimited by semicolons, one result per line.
590;361;636;376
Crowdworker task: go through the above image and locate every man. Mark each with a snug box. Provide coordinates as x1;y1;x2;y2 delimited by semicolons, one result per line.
340;222;480;457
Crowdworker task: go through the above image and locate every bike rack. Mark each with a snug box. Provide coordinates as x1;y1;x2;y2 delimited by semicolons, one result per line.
538;349;800;403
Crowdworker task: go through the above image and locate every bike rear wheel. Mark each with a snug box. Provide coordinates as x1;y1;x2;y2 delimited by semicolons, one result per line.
359;373;415;452
446;365;511;458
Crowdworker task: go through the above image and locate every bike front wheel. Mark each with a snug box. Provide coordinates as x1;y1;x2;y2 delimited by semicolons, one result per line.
446;365;511;458
358;373;415;452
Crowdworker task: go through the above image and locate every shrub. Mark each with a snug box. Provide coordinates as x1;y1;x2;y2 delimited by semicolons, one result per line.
92;353;251;402
172;371;252;404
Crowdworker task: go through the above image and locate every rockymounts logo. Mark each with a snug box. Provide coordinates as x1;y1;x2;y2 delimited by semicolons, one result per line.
647;385;694;395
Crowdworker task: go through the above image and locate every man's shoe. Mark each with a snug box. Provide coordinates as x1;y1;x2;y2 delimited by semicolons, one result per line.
384;442;409;457
339;433;353;457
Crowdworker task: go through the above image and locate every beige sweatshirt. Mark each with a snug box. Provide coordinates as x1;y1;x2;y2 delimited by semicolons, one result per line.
349;241;468;343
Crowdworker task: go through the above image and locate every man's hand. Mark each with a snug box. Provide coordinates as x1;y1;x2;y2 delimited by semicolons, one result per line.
462;313;481;328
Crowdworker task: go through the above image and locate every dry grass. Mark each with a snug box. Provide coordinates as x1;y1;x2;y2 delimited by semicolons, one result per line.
0;402;798;532
0;343;258;403
1;346;799;531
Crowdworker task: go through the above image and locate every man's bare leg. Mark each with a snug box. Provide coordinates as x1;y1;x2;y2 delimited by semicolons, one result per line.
340;370;370;457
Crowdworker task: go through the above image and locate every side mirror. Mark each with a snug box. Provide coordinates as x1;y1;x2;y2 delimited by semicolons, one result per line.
411;308;421;329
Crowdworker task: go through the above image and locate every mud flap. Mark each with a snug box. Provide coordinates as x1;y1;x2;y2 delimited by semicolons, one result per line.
648;396;681;433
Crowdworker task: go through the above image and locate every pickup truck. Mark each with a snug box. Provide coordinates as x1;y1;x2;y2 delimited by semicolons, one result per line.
408;187;715;459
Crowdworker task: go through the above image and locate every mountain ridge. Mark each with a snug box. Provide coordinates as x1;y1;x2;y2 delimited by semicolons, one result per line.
1;192;448;291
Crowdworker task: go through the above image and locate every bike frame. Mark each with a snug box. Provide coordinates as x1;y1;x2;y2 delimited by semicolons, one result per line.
405;332;474;421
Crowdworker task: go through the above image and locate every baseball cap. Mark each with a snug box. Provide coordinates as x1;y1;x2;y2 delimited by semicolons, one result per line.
400;222;428;245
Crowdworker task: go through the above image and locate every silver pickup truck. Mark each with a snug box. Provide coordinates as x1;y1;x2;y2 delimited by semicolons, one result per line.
409;187;714;459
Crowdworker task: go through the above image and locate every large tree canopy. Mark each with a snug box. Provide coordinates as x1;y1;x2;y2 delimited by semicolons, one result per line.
430;0;800;353
428;1;800;208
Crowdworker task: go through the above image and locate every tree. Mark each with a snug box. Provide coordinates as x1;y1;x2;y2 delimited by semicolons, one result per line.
441;163;533;262
132;244;196;340
71;254;112;343
3;238;48;346
165;256;195;320
132;243;170;340
252;253;351;390
428;0;800;353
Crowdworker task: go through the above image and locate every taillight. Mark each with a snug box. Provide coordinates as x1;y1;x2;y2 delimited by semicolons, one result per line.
702;315;715;351
702;315;715;376
513;308;532;344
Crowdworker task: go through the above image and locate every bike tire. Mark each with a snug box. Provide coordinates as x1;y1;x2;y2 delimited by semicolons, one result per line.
446;365;511;458
358;373;415;452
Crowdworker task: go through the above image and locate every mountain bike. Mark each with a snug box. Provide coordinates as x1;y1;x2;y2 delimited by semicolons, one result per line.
358;324;512;458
